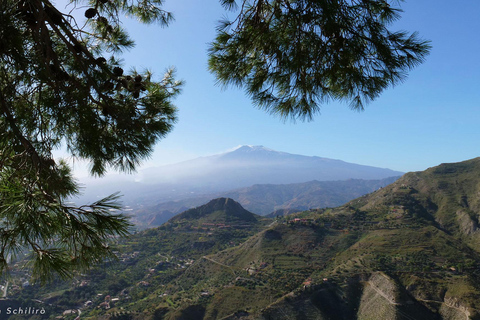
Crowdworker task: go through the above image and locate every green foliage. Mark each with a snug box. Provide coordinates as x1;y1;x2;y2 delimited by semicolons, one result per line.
209;0;430;120
0;0;182;283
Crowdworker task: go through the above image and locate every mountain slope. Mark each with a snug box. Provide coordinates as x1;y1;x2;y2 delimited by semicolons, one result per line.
350;157;480;247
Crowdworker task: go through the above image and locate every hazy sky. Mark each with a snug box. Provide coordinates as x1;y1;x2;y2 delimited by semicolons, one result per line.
59;1;480;177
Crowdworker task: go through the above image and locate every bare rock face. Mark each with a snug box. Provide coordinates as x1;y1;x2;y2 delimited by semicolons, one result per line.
357;272;401;320
456;209;478;236
440;297;471;320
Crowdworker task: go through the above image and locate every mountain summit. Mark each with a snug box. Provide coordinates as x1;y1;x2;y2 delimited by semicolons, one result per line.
169;198;258;224
230;145;275;152
218;145;299;162
227;145;288;155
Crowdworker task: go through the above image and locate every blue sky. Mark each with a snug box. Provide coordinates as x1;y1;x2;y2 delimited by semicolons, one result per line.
62;1;480;177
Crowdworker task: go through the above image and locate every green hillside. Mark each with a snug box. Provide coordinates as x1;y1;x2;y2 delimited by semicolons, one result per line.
5;158;480;320
351;157;480;248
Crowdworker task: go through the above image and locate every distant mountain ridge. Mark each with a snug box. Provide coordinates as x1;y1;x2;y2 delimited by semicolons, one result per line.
134;176;400;227
75;145;404;224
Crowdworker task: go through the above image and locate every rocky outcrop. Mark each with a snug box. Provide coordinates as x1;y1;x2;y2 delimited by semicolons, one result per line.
440;297;471;320
357;273;401;319
456;209;478;236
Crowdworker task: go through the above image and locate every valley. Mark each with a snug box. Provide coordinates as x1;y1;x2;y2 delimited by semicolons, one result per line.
4;157;480;319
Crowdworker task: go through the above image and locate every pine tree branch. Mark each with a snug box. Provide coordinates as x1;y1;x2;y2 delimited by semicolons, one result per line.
0;87;42;170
